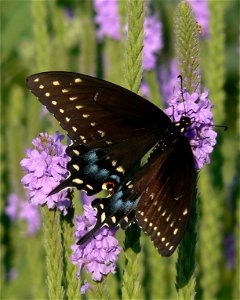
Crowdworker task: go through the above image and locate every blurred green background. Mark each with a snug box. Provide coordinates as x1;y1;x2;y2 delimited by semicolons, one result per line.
1;0;239;299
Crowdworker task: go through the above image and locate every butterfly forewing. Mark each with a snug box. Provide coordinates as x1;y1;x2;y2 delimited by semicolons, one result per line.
26;72;171;189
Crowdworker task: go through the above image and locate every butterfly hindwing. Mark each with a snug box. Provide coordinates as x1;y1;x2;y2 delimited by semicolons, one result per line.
77;190;138;245
49;143;125;196
133;137;195;256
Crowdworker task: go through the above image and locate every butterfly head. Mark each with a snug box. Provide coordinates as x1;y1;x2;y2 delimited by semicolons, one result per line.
179;116;191;129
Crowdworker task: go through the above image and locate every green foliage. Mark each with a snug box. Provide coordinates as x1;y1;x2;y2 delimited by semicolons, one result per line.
1;0;238;299
42;207;65;299
175;3;199;297
122;3;145;298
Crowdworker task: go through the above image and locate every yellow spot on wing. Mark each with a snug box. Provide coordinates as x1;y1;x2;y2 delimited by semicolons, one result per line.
86;184;93;190
101;213;106;223
73;178;83;184
73;164;79;171
116;166;125;174
111;160;117;167
73;150;80;155
97;130;105;137
75;78;82;83
53;81;60;86
82;114;90;118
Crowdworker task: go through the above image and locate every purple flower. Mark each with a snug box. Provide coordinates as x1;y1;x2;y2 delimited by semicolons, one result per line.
94;0;121;40
165;89;217;169
224;233;235;269
187;0;209;38
141;81;150;99
5;193;19;222
7;268;18;281
159;60;180;103
5;193;41;236
19;201;41;235
143;15;163;70
94;1;163;70
71;195;121;291
21;132;71;215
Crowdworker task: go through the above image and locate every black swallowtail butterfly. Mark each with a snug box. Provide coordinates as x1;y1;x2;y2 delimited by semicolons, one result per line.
26;72;195;256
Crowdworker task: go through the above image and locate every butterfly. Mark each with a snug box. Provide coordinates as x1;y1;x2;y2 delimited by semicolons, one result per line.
26;71;195;256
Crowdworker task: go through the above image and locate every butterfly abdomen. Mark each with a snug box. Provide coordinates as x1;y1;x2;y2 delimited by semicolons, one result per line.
150;116;192;158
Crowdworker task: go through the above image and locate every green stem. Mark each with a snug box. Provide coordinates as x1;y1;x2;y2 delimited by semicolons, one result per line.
61;207;80;300
49;0;68;70
41;207;65;299
78;1;96;75
175;2;199;298
199;2;228;299
144;70;163;108
121;1;145;299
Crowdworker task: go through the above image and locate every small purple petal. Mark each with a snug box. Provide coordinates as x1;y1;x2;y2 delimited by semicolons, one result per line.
80;280;93;294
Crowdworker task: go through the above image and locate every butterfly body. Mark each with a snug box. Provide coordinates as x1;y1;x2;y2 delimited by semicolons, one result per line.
27;72;196;256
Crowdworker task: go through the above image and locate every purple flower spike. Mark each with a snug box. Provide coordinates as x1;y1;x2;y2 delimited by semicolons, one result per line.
94;0;163;70
5;193;19;222
159;60;180;103
164;89;217;169
21;132;71;215
141;81;150;99
19;201;41;235
187;0;209;38
143;15;163;70
94;0;121;40
5;193;41;236
71;197;121;289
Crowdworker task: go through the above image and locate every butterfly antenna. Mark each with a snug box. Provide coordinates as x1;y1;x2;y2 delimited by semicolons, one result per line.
216;125;228;131
192;121;228;131
178;75;187;115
